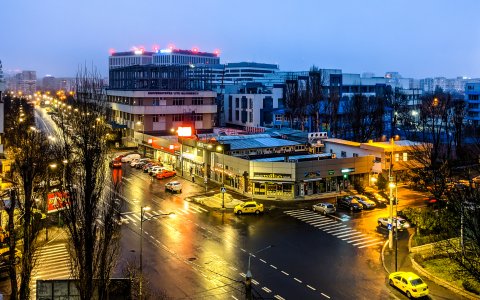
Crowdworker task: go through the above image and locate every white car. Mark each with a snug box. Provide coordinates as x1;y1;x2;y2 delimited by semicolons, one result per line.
121;153;141;163
165;181;182;193
149;166;166;176
130;159;140;167
312;203;336;215
378;216;410;231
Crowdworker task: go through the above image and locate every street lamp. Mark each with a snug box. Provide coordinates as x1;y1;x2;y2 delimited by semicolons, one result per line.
245;245;273;299
45;163;57;241
216;145;225;209
138;206;174;299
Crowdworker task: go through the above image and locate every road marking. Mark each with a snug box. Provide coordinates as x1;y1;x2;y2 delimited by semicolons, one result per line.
308;219;335;225
294;277;302;283
358;241;385;248
281;271;289;276
231;295;238;299
240;248;247;252
297;216;321;221
331;229;355;235
229;266;237;271
250;254;256;258
240;272;246;277
347;236;372;243
270;264;277;269
353;238;379;246
274;295;285;300
321;292;331;298
317;223;341;230
329;214;346;221
260;259;267;263
262;287;271;293
324;225;348;233
307;284;316;290
251;279;259;285
337;232;362;238
133;214;141;221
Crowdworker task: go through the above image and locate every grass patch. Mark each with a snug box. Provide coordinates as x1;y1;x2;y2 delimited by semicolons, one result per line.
422;257;480;295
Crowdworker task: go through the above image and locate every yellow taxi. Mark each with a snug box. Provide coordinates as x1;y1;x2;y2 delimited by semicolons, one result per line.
389;271;429;298
234;201;264;215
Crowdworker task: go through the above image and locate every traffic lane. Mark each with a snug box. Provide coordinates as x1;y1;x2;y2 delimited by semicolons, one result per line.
231;214;391;299
117;223;235;299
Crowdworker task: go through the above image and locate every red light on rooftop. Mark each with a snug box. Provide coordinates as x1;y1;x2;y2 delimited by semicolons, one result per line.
168;43;175;50
109;48;116;55
214;49;221;56
192;47;199;53
152;44;160;52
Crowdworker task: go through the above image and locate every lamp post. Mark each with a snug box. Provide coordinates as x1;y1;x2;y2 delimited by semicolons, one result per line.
216;145;225;209
388;138;394;251
245;245;273;300
138;207;174;299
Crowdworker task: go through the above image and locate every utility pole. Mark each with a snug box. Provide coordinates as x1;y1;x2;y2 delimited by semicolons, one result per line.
388;138;394;250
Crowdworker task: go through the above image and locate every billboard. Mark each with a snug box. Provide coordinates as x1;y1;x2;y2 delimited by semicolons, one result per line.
177;126;193;137
47;191;70;213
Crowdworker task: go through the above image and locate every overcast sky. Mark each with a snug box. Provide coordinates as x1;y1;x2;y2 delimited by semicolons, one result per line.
1;0;479;79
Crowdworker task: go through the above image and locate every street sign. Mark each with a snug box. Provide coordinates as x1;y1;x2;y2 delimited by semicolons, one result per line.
387;223;392;231
220;187;226;193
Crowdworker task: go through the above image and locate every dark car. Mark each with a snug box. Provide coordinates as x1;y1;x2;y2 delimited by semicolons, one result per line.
424;197;447;209
365;192;388;208
337;196;363;212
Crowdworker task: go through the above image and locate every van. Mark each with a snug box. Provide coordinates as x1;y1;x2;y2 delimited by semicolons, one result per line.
121;153;141;163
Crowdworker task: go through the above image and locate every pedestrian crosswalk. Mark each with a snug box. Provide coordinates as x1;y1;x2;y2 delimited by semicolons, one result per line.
31;243;72;297
284;209;384;249
120;205;208;224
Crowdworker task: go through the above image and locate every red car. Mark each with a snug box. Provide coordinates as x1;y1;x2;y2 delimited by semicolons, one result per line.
156;170;176;179
109;159;122;168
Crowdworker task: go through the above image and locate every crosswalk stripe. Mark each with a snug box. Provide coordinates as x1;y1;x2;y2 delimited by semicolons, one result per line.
347;236;373;243
132;214;141;221
189;206;204;213
337;232;362;239
309;219;335;225
353;239;379;246
124;215;137;222
331;228;354;235
358;241;384;248
316;223;340;230
325;226;349;234
297;216;321;221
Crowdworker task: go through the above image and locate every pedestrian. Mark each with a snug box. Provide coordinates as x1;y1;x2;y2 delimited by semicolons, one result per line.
192;175;195;183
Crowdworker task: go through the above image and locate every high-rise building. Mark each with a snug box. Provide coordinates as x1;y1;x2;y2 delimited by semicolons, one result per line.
10;70;37;95
42;75;58;91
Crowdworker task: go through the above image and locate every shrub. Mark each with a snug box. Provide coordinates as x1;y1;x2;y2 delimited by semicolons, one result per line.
463;280;480;295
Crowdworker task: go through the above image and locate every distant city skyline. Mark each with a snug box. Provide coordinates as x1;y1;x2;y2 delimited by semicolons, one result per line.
1;0;479;79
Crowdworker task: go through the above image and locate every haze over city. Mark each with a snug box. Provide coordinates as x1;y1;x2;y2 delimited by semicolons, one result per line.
1;0;479;78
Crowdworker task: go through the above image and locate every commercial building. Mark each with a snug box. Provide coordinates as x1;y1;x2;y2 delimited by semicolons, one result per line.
106;64;217;156
7;70;37;95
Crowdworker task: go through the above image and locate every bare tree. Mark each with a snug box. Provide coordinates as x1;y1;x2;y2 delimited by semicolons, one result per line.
3;96;52;299
307;66;326;132
342;93;383;142
55;67;121;300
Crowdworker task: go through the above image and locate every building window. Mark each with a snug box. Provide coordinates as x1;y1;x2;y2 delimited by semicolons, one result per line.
235;111;239;121
249;99;253;109
192;114;203;121
192;97;203;105
152;98;160;106
173;114;184;121
235;98;239;108
153;115;159;122
173;98;185;105
275;115;283;122
403;152;408;161
353;153;359;157
394;153;400;162
469;94;479;100
249;112;253;122
341;151;347;158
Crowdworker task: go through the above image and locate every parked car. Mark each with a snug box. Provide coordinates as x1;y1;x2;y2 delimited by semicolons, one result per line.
165;181;182;193
121;153;141;163
234;201;264;215
156;170;176;179
389;271;429;298
135;161;147;169
145;163;159;173
129;158;141;167
143;163;154;172
149;166;166;176
377;216;410;231
337;196;363;212
424;196;447;208
353;195;377;209
312;202;336;215
365;192;388;208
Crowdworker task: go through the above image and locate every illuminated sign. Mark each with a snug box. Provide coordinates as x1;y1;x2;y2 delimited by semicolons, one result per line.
177;126;193;137
341;168;355;173
160;49;172;53
328;170;335;175
253;172;292;179
148;139;153;144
